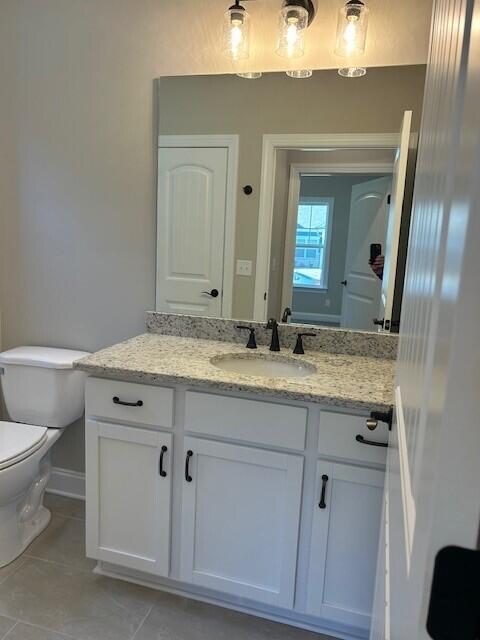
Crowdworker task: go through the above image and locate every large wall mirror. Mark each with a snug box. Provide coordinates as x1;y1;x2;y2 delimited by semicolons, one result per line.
156;66;425;332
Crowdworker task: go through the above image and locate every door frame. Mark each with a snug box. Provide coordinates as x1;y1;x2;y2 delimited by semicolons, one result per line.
280;162;394;319
253;133;401;321
157;134;239;318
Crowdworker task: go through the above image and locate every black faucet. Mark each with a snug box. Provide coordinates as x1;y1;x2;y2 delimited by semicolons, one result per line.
266;318;280;351
281;307;292;323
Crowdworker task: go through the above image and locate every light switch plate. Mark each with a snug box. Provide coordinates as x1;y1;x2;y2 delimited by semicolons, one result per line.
236;260;252;276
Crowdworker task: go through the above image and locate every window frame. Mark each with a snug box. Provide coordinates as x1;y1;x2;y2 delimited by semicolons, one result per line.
292;195;334;292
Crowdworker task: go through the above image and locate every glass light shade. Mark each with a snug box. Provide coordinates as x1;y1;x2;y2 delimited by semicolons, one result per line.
222;4;250;60
338;66;367;77
286;69;313;78
335;1;369;57
276;5;309;58
237;71;262;79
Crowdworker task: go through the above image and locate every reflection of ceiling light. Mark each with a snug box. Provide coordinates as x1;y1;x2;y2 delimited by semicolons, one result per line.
236;72;263;79
335;1;369;57
338;66;367;77
276;1;315;59
286;69;313;78
222;0;250;60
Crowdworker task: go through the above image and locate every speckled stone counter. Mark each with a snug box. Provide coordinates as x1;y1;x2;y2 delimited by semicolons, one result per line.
75;332;395;411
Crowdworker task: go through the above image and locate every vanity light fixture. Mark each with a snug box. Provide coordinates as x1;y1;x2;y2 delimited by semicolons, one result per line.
222;0;250;60
276;0;315;59
338;66;367;77
236;71;262;78
335;0;369;57
286;69;313;78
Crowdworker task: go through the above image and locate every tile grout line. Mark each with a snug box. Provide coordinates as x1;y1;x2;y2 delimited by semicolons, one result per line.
1;617;85;640
0;558;27;586
21;554;96;575
129;601;156;640
0;621;18;640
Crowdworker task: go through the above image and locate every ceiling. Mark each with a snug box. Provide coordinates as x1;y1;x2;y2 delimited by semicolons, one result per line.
150;0;433;77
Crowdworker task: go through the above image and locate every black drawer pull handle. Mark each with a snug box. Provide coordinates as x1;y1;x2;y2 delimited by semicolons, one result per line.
356;434;388;448
112;396;143;407
185;450;193;482
159;445;168;478
319;474;329;509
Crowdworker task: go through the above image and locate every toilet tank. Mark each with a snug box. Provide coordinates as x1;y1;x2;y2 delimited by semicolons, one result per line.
0;347;90;428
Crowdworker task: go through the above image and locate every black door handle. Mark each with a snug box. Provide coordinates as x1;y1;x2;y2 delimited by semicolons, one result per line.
356;434;388;448
185;450;193;482
373;318;385;327
201;288;219;298
112;396;143;407
319;474;329;509
159;445;168;477
341;280;347;286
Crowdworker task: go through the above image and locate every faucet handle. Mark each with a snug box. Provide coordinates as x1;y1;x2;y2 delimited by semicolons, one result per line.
293;332;316;355
236;325;257;349
266;317;277;329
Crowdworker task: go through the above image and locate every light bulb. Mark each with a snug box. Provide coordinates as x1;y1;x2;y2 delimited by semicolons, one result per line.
276;5;308;58
222;2;250;60
335;1;369;57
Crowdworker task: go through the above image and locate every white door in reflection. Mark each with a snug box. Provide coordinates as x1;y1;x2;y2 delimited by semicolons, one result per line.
341;176;391;330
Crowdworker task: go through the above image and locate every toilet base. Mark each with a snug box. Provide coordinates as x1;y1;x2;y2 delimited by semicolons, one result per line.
0;447;55;568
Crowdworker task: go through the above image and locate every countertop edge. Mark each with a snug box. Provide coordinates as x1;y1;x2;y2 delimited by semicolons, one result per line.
76;363;392;412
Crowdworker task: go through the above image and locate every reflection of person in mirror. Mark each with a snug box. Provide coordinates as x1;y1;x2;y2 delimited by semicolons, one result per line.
370;256;385;280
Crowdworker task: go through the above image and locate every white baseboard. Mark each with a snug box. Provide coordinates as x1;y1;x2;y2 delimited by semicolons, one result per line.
291;311;342;324
47;466;85;500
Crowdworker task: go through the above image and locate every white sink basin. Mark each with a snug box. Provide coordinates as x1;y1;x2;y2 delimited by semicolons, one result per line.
210;353;316;378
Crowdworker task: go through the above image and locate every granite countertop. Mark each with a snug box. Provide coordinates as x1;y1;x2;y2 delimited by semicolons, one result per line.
75;333;395;411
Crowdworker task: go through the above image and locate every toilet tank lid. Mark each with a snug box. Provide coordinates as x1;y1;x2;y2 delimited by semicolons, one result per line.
0;346;91;370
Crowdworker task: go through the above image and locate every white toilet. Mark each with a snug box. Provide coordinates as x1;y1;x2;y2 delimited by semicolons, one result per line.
0;346;90;568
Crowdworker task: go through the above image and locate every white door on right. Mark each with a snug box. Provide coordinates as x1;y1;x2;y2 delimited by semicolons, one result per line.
378;111;412;330
341;176;392;330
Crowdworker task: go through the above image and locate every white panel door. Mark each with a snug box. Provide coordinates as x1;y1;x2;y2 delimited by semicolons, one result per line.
86;420;172;576
378;111;412;330
341;176;391;330
371;2;480;638
157;147;228;316
180;437;304;608
306;461;384;632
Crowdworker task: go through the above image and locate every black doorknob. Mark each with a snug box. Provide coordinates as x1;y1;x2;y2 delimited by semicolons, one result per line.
373;318;385;327
341;280;347;286
201;288;219;298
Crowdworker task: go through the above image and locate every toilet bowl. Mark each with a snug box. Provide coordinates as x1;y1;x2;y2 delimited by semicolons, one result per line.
0;346;89;568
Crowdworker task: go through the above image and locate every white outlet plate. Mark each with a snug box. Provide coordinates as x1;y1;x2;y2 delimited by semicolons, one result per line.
236;260;253;277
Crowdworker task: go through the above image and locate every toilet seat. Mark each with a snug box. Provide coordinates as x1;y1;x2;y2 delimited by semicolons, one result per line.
0;421;48;471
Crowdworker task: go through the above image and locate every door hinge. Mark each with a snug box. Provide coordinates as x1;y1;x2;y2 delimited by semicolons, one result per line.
427;546;480;639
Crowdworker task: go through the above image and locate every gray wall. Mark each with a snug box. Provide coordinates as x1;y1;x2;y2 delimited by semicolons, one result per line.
0;1;161;472
158;66;426;319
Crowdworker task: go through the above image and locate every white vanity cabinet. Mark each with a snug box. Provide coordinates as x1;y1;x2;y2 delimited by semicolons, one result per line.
85;421;173;575
179;436;304;607
84;377;387;640
305;461;384;631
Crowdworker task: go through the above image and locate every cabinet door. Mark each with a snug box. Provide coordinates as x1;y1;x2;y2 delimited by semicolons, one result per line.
306;461;384;631
180;437;304;608
86;419;172;576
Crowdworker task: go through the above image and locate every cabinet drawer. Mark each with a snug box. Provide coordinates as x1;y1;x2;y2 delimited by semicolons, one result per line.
185;391;307;450
86;378;174;428
318;411;388;465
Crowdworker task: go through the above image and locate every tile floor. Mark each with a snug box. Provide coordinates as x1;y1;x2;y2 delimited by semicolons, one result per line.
0;495;333;640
